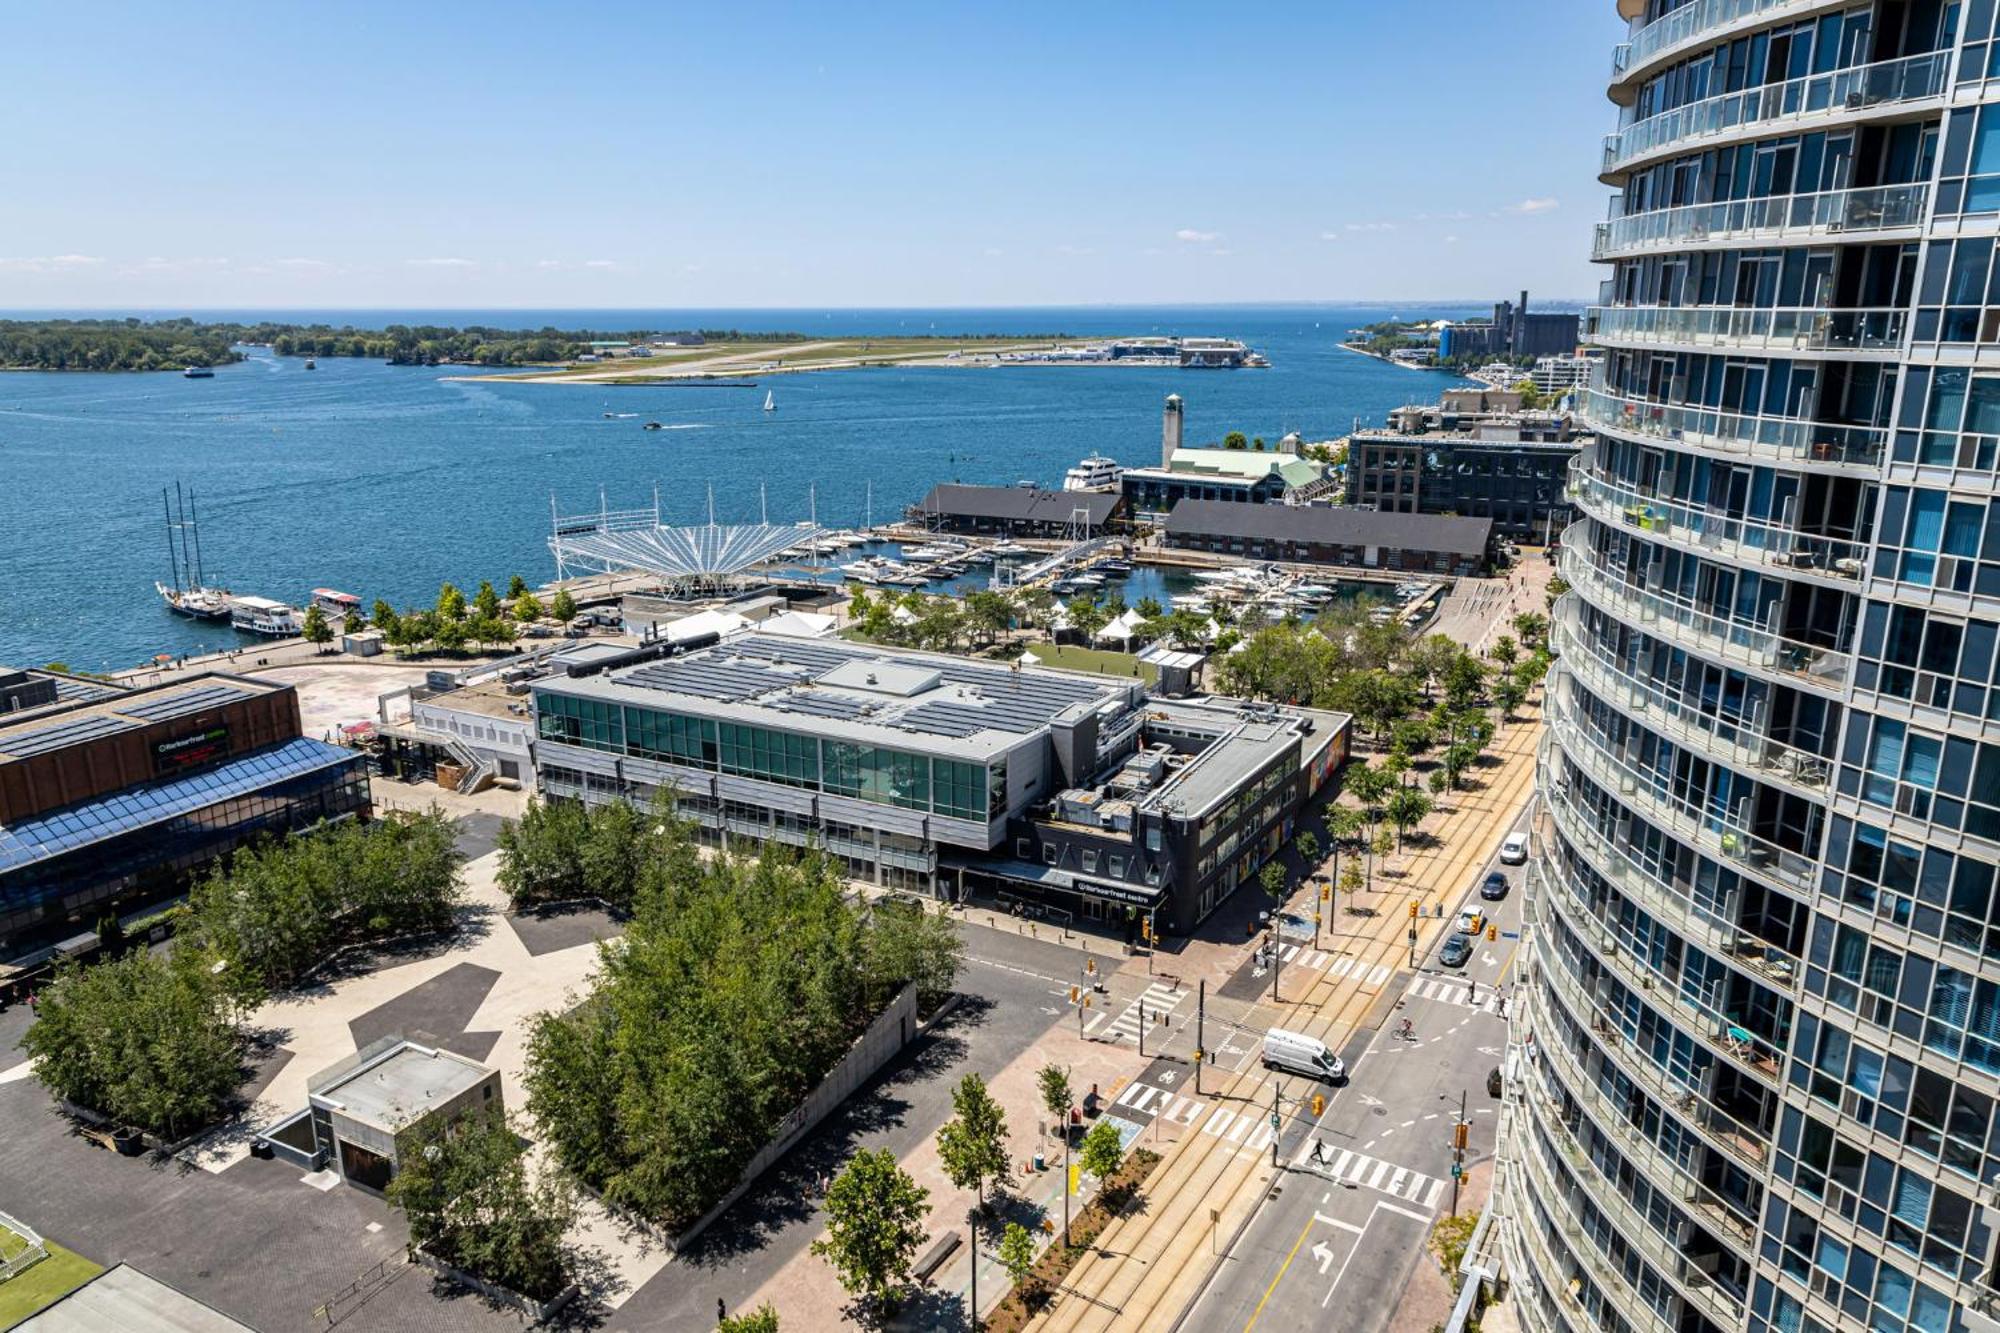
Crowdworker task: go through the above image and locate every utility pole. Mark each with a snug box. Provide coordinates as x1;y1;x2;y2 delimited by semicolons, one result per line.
1271;1082;1282;1169
1451;1089;1468;1218
1270;929;1281;1003
1196;980;1206;1096
1138;1000;1146;1058
968;1202;978;1330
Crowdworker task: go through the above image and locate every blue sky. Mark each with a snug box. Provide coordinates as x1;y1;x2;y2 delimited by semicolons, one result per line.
2;1;1627;309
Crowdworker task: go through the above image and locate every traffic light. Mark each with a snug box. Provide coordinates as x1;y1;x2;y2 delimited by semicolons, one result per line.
1488;924;1499;941
1454;1122;1470;1150
1311;1093;1326;1117
1409;900;1420;918
1086;958;1097;975
1070;985;1080;1003
1142;918;1153;941
1321;884;1331;901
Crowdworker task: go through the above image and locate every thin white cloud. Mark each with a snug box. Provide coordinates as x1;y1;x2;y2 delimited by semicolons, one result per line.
583;259;617;269
1507;197;1560;215
1345;221;1397;233
1445;234;1461;244
0;254;104;271
535;259;564;270
1209;248;1232;257
1175;228;1220;243
982;247;1004;258
407;257;476;267
274;257;331;269
1319;231;1341;242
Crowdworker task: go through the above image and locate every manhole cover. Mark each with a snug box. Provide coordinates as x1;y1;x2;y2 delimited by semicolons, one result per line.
1373;1106;1388;1116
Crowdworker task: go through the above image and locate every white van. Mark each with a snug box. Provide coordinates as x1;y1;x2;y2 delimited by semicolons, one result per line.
1262;1027;1345;1083
1499;832;1529;864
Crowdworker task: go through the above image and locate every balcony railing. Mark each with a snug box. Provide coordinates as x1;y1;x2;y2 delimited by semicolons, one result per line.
1552;603;1834;799
1528;1004;1760;1252
1558;543;1851;694
1566;458;1867;583
1542;716;1811;993
1624;0;1801;75
1532;901;1775;1171
1508;1130;1663;1333
1584;303;1907;355
1518;1090;1746;1327
1581;387;1886;470
1546;674;1821;898
1592;182;1930;259
1603;51;1948;173
1537;842;1790;1090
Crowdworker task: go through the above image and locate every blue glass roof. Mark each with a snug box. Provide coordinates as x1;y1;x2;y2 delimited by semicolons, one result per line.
0;737;361;873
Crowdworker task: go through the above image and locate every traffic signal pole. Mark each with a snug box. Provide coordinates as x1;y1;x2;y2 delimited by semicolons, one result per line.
1196;980;1206;1096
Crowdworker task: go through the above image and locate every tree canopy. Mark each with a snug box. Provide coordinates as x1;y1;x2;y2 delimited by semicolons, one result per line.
811;1148;931;1311
388;1110;577;1302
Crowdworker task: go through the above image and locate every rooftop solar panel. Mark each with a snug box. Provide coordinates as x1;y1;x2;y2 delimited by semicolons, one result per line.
115;683;250;722
0;714;138;759
51;678;123;704
766;692;872;721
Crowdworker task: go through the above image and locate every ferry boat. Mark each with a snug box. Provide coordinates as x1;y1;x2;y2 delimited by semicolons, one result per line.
182;365;214;378
311;588;362;621
1063;454;1124;492
228;595;304;638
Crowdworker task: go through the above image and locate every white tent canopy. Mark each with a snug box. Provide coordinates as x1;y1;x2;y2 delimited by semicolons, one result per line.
1094;608;1146;645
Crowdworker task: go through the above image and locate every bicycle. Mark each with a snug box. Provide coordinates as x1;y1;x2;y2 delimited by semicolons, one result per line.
1398;1017;1415;1041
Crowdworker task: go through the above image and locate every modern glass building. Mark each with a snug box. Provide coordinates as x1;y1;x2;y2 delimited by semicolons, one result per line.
1500;5;2000;1333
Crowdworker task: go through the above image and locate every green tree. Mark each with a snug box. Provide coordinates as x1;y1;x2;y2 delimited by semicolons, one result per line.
437;581;467;622
1511;611;1549;648
963;590;1016;646
1443;652;1487;711
999;1221;1038;1292
1039;1063;1075;1240
302;603;333;653
1338;858;1365;911
550;588;577;625
1490;635;1519;668
936;1073;1011;1212
1405;634;1463;701
1385;785;1435;851
23;949;244;1139
1344;763;1396;827
513;591;544;623
388;1110;576;1301
1259;859;1287;908
371;599;398;635
1326;669;1418;748
341;609;365;637
1135;595;1164;620
1079;1117;1124;1183
507;573;528;599
496;797;594;907
1428;768;1451;800
1222;431;1249;450
1494;677;1528;720
1295;830;1320;867
434;617;469;654
1325;805;1366;849
811;1148;931;1312
864;898;964;1014
718;1306;781;1333
473;580;502;621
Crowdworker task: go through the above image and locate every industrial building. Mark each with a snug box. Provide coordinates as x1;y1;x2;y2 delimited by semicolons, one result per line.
908;483;1123;537
1119;393;1337;518
1436;291;1581;363
1495;7;2000;1333
1162;500;1493;575
529;632;1347;936
0;669;370;966
1343;397;1586;540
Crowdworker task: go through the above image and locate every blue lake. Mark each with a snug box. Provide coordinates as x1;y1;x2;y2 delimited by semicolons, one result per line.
0;304;1480;670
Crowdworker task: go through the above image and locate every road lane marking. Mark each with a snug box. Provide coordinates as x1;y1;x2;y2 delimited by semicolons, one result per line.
1243;1216;1317;1332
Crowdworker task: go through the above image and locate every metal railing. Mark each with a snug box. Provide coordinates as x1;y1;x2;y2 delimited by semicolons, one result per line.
1536;842;1790;1089
1553;602;1835;798
1530;966;1764;1252
1623;0;1806;76
1531;883;1776;1169
1547;679;1821;901
1565;460;1867;583
1593;182;1930;259
1581;387;1887;470
1584;303;1907;355
1604;51;1948;173
1558;543;1853;693
1541;744;1809;992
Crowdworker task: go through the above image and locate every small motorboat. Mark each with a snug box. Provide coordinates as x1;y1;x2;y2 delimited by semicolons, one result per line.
643;421;665;431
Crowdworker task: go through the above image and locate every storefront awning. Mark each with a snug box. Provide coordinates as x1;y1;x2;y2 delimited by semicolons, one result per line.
954;858;1165;909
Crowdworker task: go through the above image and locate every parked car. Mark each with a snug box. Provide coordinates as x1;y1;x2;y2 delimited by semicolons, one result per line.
1480;871;1510;901
1439;934;1475;968
1499;832;1529;864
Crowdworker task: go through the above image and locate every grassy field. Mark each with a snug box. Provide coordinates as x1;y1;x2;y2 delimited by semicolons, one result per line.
0;1240;102;1328
1026;642;1157;682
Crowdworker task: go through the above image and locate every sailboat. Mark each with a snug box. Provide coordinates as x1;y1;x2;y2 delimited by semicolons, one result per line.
763;390;776;413
156;483;232;620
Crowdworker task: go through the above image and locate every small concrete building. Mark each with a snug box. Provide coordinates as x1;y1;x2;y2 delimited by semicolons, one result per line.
15;1263;257;1332
307;1036;502;1193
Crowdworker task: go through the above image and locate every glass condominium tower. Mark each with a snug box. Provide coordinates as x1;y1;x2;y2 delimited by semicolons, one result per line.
1499;3;2000;1333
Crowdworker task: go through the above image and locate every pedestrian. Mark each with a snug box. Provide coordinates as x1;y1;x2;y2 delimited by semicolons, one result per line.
717;1297;727;1324
1468;980;1478;1003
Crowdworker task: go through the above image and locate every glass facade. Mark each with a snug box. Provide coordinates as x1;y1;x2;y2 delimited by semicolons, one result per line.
1503;7;2000;1333
537;689;1007;824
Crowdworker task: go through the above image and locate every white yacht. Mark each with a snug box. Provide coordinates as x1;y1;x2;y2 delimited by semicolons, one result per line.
1062;454;1124;492
989;541;1031;558
229;595;304;637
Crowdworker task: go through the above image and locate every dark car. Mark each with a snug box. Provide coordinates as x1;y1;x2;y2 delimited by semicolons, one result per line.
1439;934;1474;968
1480;872;1510;901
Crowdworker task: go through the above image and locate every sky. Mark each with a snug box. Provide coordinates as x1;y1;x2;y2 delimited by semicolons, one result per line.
0;1;1629;310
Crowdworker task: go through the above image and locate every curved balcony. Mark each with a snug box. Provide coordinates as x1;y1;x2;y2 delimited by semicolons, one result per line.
1603;51;1948;178
1580;387;1885;471
1558;543;1852;694
1532;888;1775;1171
1566;458;1868;584
1592;182;1929;260
1500;1180;1593;1333
1584;303;1907;357
1614;0;1845;96
1552;601;1834;801
1546;672;1820;898
1542;764;1806;994
1537;840;1789;1090
1526;952;1761;1254
1516;1081;1745;1327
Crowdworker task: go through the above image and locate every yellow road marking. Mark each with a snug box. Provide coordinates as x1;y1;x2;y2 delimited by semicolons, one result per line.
1242;1216;1316;1332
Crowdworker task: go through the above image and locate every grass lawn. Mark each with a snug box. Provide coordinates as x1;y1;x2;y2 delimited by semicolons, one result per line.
0;1241;102;1329
1029;643;1157;683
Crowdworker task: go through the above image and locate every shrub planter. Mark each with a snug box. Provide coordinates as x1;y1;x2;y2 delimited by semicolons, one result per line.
981;1147;1163;1333
411;1246;579;1325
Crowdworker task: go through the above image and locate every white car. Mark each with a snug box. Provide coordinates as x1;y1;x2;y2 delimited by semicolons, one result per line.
1499;832;1529;865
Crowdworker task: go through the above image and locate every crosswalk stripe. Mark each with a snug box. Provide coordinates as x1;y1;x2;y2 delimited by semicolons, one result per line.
1203;1109;1234;1137
1331;1149;1354;1177
1226;1116;1251;1144
1281;945;1298;962
1115;1082;1150;1109
1084;1011;1105;1032
1366;1160;1391;1190
1366;964;1391;986
1423;1178;1445;1208
1329;957;1354;979
1388;1167;1409;1197
1304;950;1326;969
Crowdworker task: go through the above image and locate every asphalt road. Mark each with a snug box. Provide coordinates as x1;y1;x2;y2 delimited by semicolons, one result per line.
1177;803;1533;1333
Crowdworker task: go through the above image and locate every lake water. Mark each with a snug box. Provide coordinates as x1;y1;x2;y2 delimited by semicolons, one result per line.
0;304;1479;670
